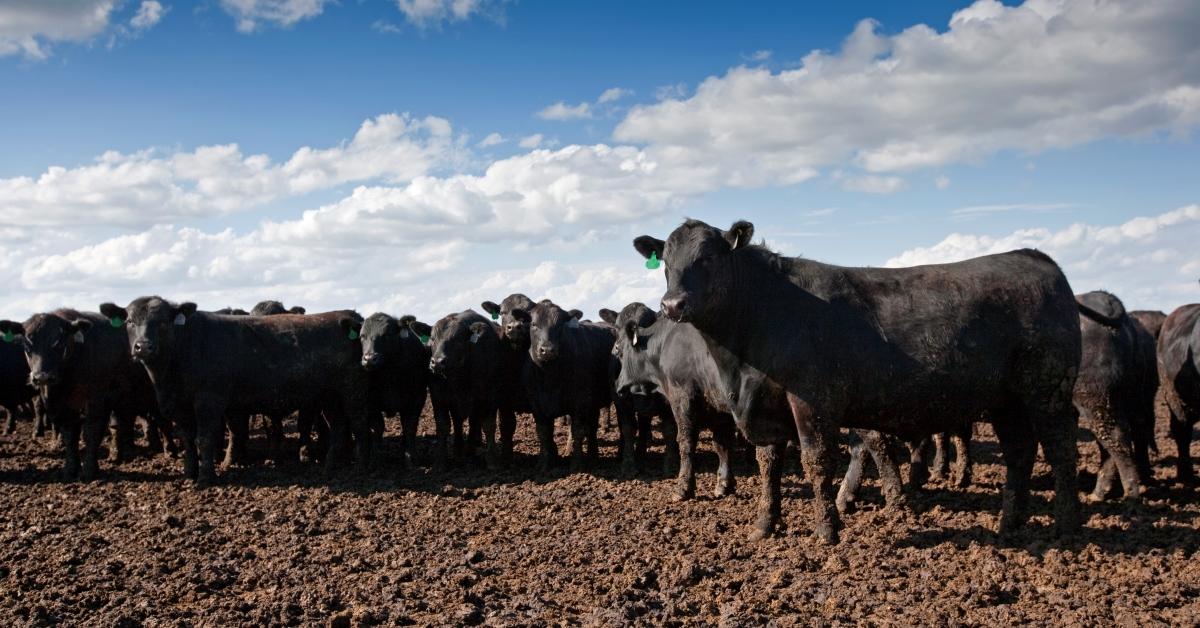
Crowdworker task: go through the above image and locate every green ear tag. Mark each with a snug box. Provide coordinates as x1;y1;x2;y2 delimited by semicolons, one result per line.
419;334;430;344
491;312;499;320
1;331;12;343
645;251;661;270
348;329;359;340
110;317;124;328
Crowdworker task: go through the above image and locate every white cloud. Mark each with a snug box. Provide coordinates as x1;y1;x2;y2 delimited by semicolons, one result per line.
395;0;495;28
840;174;907;194
743;49;771;62
130;1;164;30
518;133;544;149
371;19;403;35
950;202;1076;220
598;87;632;104
219;0;332;33
0;0;117;59
537;101;592;121
477;132;505;147
0;113;463;229
885;205;1200;311
615;0;1200;185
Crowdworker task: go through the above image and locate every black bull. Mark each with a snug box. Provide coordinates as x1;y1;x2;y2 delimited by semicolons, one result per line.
635;219;1083;544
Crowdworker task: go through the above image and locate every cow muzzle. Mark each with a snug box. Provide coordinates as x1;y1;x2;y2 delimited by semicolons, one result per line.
29;371;57;387
132;340;157;360
362;352;382;369
660;295;689;322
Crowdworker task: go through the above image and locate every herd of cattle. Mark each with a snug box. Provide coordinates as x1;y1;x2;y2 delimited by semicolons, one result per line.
2;218;1200;545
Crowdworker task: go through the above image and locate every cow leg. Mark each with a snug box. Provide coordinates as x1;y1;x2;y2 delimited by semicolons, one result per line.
711;418;736;498
297;408;314;463
59;417;82;481
498;408;517;464
568;413;587;473
1168;407;1195;486
3;408;13;434
478;404;499;471
400;408;420;471
1092;444;1118;501
222;414;250;470
1084;403;1141;501
194;398;228;487
836;432;867;514
991;414;1037;536
322;407;353;475
951;427;973;488
175;418;199;481
266;414;286;466
750;443;785;541
862;430;906;510
1131;410;1153;487
929;433;950;482
790;397;841;545
535;414;557;474
616;403;639;478
109;411;136;464
587;409;601;464
907;435;931;490
433;404;452;472
670;398;698;501
79;409;111;482
636;412;652;458
660;412;680;476
452;409;466;462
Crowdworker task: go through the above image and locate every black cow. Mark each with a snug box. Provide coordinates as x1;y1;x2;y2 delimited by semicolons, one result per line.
346;313;430;469
612;302;906;522
250;301;306;316
1157;304;1200;485
427;310;501;469
214;308;249;316
0;310;160;480
635;219;1083;543
519;300;631;474
1074;291;1155;501
1130;310;1167;340
100;298;368;485
481;294;537;461
0;337;38;436
600;305;680;474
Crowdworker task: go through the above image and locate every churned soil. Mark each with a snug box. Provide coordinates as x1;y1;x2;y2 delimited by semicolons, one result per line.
1;408;1198;627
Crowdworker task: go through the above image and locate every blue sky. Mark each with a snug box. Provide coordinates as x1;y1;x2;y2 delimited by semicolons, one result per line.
1;0;1198;321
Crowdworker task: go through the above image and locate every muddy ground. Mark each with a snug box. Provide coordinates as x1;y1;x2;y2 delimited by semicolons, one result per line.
1;408;1198;627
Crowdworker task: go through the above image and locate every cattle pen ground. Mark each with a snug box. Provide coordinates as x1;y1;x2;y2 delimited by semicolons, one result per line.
2;408;1199;626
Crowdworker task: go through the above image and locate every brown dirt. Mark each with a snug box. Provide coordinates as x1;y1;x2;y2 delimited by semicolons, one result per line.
1;408;1198;626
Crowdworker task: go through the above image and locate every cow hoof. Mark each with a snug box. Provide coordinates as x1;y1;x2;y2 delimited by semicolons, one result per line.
749;513;778;542
1084;491;1105;504
712;483;734;499
813;522;839;545
672;486;694;502
835;499;854;515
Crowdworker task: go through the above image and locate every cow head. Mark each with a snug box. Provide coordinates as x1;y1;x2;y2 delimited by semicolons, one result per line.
102;297;196;364
635;219;754;325
353;312;426;371
481;293;535;346
428;311;491;374
611;304;662;405
250;300;300;316
528;300;580;366
1;313;90;387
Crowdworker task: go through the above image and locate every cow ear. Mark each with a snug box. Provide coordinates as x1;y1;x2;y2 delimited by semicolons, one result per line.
289;306;306;315
725;220;754;250
469;321;489;344
341;318;362;340
510;309;531;323
633;236;665;261
0;320;25;343
99;303;127;326
481;301;501;319
408;321;432;343
623;320;640;347
174;302;198;324
568;309;583;320
598;308;618;325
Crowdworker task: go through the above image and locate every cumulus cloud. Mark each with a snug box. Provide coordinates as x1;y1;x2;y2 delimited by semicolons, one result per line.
394;0;495;28
537;101;592;121
0;113;463;229
885;205;1200;311
615;0;1200;186
130;1;164;30
219;0;332;33
0;0;118;59
839;174;907;195
477;132;505;147
518;134;544;149
598;87;632;104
